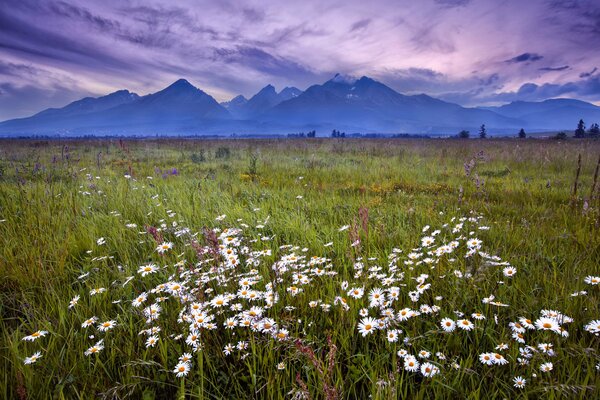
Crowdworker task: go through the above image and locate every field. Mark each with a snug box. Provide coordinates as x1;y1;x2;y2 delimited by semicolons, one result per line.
1;138;599;399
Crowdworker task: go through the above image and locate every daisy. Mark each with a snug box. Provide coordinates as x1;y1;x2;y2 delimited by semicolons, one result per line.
138;264;158;277
223;343;234;355
386;330;399;342
348;287;364;299
440;318;456;332
492;353;508;365
420;362;439;377
421;236;435;247
584;276;600;285
85;340;105;356
132;293;148;307
479;353;494;365
457;319;475;331
145;335;159;348
22;330;48;342
275;329;289;341
210;295;229;308
89;287;106;296
540;362;553;372
584;320;600;334
156;242;173;254
534;317;560;333
518;317;535;330
358;317;378;337
404;356;420;372
513;376;526;388
24;351;42;365
68;295;80;309
471;312;486;320
81;316;98;328
173;362;190;377
97;320;117;332
418;350;431;359
277;362;286;370
502;266;517;277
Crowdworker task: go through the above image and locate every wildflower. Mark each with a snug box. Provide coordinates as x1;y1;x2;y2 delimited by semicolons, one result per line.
421;236;435;247
24;351;42;365
471;312;486;320
457;319;475;331
540;362;553;372
210;295;229;308
277;362;286;370
534;317;560;333
492;353;508;365
338;225;350;232
173;362;190;377
584;320;600;335
513;376;526;388
97;320;117;332
85;340;105;356
138;264;158;276
518;317;535;330
145;335;159;348
90;287;106;296
440;318;456;332
495;343;509;351
584;276;600;285
397;349;408;358
275;329;289;341
348;287;364;299
418;350;431;359
156;242;173;254
22;330;48;342
96;237;106;245
404;356;419;372
68;295;80;309
223;343;234;355
386;330;399;342
479;353;494;365
132;293;148;307
81;316;98;328
358;317;378;337
420;362;439;377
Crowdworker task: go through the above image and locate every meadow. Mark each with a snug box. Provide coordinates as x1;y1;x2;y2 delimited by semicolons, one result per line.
1;137;599;399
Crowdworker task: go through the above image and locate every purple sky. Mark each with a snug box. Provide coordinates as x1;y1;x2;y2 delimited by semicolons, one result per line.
1;0;599;120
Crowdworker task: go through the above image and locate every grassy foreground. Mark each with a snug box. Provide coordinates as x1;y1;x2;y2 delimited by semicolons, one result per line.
1;138;599;399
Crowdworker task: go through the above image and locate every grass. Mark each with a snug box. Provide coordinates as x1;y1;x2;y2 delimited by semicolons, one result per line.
1;137;599;399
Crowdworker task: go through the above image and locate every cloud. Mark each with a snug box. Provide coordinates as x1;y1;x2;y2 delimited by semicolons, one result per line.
440;75;600;105
580;67;597;78
539;65;570;72
505;53;544;63
1;0;600;119
434;0;471;7
350;19;371;32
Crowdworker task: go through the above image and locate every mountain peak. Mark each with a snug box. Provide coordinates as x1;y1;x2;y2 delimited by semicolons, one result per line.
166;79;196;91
329;73;358;85
257;84;277;95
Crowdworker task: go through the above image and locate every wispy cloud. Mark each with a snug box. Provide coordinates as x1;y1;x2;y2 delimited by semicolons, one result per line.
1;0;600;119
505;53;544;63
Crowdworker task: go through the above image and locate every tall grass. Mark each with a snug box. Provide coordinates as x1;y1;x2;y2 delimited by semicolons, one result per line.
1;138;599;399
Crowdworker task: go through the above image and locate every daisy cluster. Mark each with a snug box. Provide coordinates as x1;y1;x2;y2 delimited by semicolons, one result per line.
19;174;600;392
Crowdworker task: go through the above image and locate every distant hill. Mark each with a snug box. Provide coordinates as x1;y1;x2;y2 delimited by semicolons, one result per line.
480;99;600;130
1;75;599;136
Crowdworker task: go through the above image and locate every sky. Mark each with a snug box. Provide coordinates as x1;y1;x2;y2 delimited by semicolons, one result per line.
1;0;599;120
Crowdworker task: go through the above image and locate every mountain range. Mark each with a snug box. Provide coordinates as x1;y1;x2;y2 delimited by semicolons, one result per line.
1;74;599;136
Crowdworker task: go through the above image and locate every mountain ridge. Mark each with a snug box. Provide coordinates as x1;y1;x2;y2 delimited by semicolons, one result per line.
1;75;599;136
